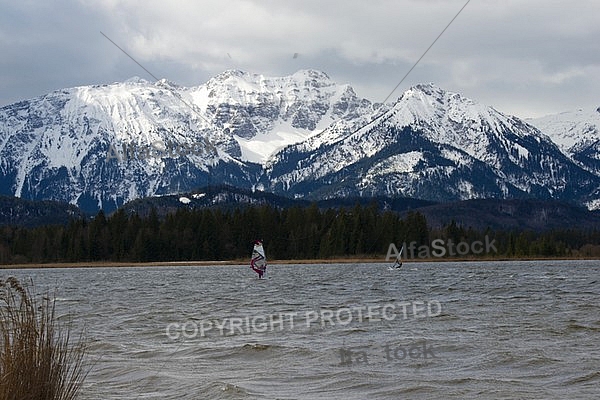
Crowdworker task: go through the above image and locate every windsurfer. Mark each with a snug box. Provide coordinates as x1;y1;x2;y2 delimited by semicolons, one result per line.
251;240;267;279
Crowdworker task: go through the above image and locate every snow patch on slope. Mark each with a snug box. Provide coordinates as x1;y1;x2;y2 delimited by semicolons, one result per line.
366;151;424;176
529;107;600;153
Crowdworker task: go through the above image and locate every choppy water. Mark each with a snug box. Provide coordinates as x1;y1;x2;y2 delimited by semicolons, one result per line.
3;260;600;399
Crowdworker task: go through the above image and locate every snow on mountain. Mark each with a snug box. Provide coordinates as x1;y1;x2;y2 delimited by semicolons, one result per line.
0;70;369;212
529;107;600;177
529;107;600;152
189;69;372;163
0;77;250;213
2;70;600;213
265;84;600;206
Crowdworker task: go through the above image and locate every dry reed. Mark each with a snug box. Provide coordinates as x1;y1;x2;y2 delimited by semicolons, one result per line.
0;277;88;400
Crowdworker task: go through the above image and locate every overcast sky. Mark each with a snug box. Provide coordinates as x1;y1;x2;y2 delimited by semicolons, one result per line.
1;0;598;118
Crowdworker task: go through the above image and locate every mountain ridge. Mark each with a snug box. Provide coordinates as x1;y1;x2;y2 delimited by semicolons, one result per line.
0;69;371;212
1;70;599;213
0;195;84;227
529;107;600;188
264;83;600;207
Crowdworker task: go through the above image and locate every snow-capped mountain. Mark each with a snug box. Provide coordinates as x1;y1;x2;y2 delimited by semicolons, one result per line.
1;70;599;213
0;70;369;212
0;78;249;213
529;107;600;178
197;69;372;163
265;84;600;207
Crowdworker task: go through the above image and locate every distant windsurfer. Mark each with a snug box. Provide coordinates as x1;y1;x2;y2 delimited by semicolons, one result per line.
250;240;267;279
392;244;404;269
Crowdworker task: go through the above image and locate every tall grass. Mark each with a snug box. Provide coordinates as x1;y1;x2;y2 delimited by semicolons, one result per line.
0;277;87;400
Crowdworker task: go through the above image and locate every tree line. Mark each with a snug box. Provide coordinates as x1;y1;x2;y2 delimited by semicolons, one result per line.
1;203;599;264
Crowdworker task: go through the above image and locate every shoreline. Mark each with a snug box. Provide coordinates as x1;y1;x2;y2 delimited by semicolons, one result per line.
1;256;598;269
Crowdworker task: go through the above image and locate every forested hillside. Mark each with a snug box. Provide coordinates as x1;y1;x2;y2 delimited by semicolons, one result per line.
1;203;599;265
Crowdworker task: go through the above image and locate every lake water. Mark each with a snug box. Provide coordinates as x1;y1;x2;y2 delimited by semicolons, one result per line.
3;260;599;399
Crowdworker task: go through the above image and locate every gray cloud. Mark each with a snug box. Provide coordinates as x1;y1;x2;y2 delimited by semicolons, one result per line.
0;0;598;118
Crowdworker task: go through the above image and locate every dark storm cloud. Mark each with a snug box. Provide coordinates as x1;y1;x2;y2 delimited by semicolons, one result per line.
0;0;598;117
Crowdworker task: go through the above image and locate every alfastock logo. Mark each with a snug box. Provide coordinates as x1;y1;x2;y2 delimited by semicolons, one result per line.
386;236;498;260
